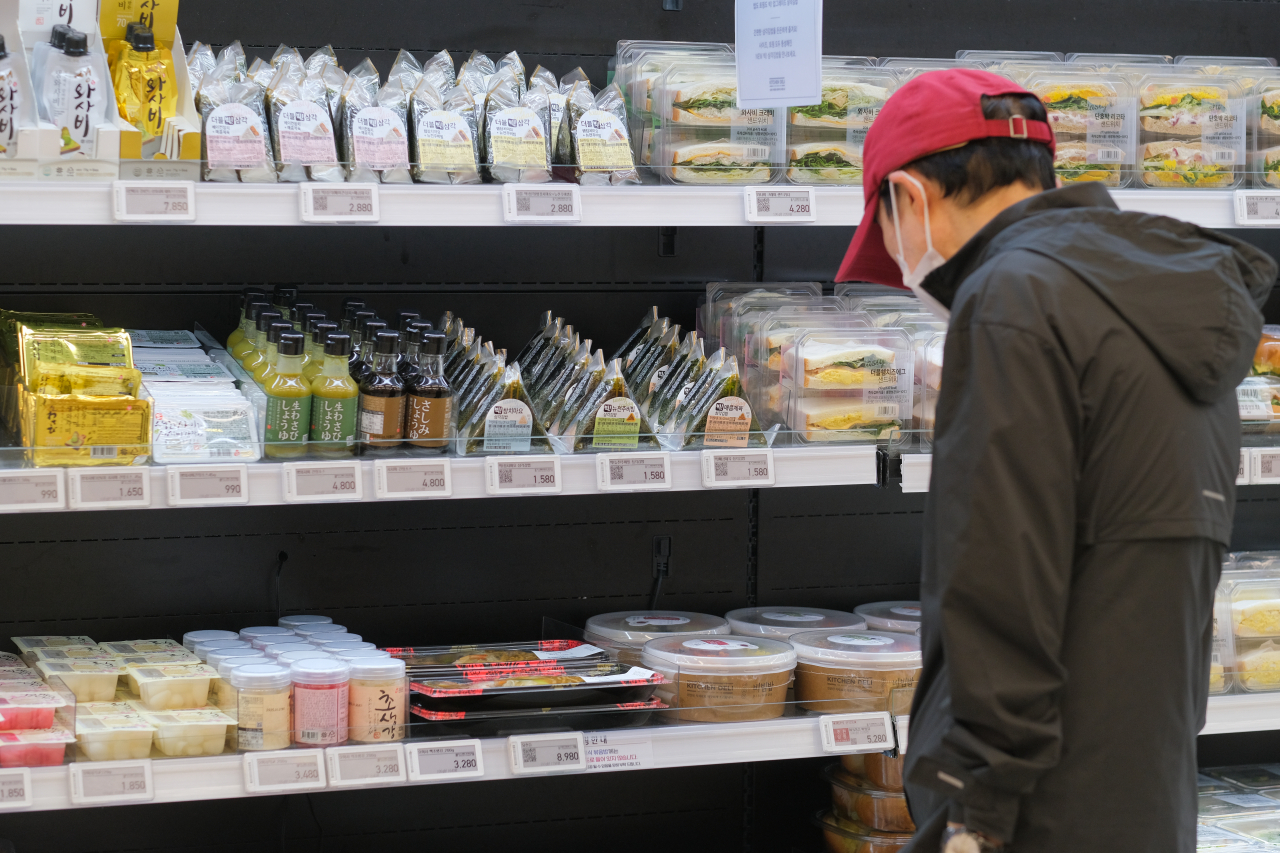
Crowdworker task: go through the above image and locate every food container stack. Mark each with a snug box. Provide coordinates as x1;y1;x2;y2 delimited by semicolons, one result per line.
1216;555;1280;694
1196;764;1280;844
784;61;895;186
0;651;73;767
1134;72;1245;188
816;749;914;853
1025;70;1136;188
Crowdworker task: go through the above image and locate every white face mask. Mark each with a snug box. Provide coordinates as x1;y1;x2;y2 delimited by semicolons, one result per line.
888;172;951;321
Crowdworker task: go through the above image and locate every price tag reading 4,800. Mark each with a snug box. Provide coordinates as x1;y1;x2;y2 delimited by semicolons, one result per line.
596;452;672;492
69;759;154;805
326;744;407;788
113;181;197;222
0;768;32;810
301;184;380;223
502;184;582;223
374;459;453;499
819;712;896;754
243;750;327;793
69;469;151;510
0;469;65;512
167;465;249;507
508;732;587;776
283;462;363;503
485;456;562;496
745;187;817;223
701;449;775;488
407;739;485;782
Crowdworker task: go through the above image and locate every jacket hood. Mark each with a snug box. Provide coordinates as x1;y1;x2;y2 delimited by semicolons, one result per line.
924;183;1277;404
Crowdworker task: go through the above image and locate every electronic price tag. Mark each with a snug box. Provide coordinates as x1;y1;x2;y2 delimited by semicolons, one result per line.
819;712;895;754
243;750;327;793
1253;448;1280;484
112;181;196;222
701;449;775;488
283;462;363;503
595;452;671;492
68;468;151;509
1235;191;1280;226
166;465;249;507
374;459;452;499
0;768;32;809
301;184;380;223
583;731;654;773
406;739;485;782
502;184;582;223
1240;448;1252;486
0;469;65;512
326;743;407;788
485;456;562;496
69;759;153;805
508;732;586;775
745;187;817;223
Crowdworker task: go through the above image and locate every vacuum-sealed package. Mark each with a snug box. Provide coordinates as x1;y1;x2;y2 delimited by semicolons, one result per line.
568;82;640;185
485;67;553;183
1137;73;1245;188
410;77;481;184
269;61;343;183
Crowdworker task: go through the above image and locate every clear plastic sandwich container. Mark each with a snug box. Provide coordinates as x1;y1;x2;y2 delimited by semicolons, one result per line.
0;725;75;767
127;663;218;710
11;636;98;654
135;706;236;757
792;629;922;713
785;64;896;186
0;690;67;731
278;615;333;630
585;611;731;666
957;49;1064;63
1217;816;1280;848
725;607;867;639
182;630;239;652
1209;765;1280;791
36;660;123;702
641;635;796;723
1023;70;1136;188
1199;791;1280;819
855;601;922;634
813;810;913;853
1137;73;1245;189
75;714;156;762
98;639;186;656
824;763;916;833
1067;52;1172;69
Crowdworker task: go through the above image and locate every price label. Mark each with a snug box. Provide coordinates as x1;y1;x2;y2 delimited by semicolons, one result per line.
0;768;32;810
508;732;586;776
301;184;380;223
0;469;65;512
69;468;151;509
406;739;485;782
745;187;817;223
112;181;197;222
701;449;775;488
485;456;562;496
596;453;672;492
326;744;407;788
502;184;582;223
819;712;895;754
894;715;910;756
69;759;153;805
283;461;364;503
374;459;453;499
1235;191;1280;226
243;750;327;793
1240;448;1252;486
1254;448;1280;484
166;465;249;507
583;731;654;773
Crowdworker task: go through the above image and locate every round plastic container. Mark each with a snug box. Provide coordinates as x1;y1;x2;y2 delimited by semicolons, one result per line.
585;611;731;666
813;810;912;853
348;657;406;743
312;633;362;645
641;635;796;723
319;641;376;652
725;607;866;639
239;626;295;642
207;647;267;669
824;764;915;832
291;658;350;746
251;635;303;652
276;649;333;665
183;630;239;652
853;601;921;634
294;623;348;638
232;665;292;751
266;643;320;658
330;648;391;661
278;615;333;630
213;655;271;711
791;630;922;714
193;638;252;661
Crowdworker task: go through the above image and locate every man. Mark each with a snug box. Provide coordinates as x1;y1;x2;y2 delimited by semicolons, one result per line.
836;69;1276;852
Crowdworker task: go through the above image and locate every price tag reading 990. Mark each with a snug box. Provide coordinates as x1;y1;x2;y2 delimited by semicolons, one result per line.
701;449;775;488
502;184;582;223
69;469;151;509
0;768;32;810
485;456;562;496
112;181;197;222
508;732;586;776
407;739;485;782
243;750;327;793
0;469;65;512
820;712;895;755
301;184;380;223
596;453;672;492
69;759;154;805
284;462;363;503
167;465;249;507
745;187;817;223
374;459;453;499
327;744;407;788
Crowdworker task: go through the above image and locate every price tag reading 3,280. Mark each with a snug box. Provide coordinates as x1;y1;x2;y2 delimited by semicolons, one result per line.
407;739;485;782
69;759;154;805
112;181;197;222
508;732;587;776
69;469;151;509
1235;191;1280;226
0;768;32;810
485;456;562;496
283;462;363;503
301;184;380;223
820;712;896;755
502;184;582;223
243;750;327;793
0;469;65;512
374;459;452;499
326;744;407;788
701;448;775;488
745;187;816;223
167;465;249;507
596;452;672;492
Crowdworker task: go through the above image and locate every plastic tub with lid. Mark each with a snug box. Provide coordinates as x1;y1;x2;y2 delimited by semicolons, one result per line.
824;763;915;832
791;629;921;713
291;658;350;746
36;660;124;702
321;642;376;653
193;638;252;660
76;714;156;761
136;705;236;756
853;602;921;634
312;633;363;645
348;656;406;743
294;623;348;638
182;630;239;652
330;648;390;661
231;664;292;751
641;635;796;722
240;626;295;642
128;663;218;710
213;655;271;711
277;649;333;666
0;725;75;767
278;615;333;630
725;607;866;639
265;643;319;658
813;810;913;853
585;611;731;666
251;635;304;652
0;690;67;730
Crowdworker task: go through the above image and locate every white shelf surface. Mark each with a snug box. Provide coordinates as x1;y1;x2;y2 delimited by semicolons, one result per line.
0;183;1256;228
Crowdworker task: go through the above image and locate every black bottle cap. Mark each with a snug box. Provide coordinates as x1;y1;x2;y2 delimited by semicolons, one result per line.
324;333;353;357
64;32;88;57
256;310;283;333
411;320;434;333
343;301;367;321
242;288;267;305
404;326;424;346
50;24;72;49
422;333;447;356
246;301;271;322
0;36;7;60
396;312;421;332
273;286;298;308
375;331;400;356
291;302;315;322
129;27;155;52
361;319;387;339
302;313;327;334
312;322;339;346
278;334;306;357
267;322;293;345
352;310;375;329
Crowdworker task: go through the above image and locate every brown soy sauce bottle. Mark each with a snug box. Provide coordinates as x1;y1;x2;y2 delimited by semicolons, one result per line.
358;330;406;455
406;332;454;453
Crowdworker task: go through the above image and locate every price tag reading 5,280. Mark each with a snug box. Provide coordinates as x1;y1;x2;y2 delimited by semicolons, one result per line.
283;462;363;503
508;732;587;776
820;712;896;754
745;187;817;223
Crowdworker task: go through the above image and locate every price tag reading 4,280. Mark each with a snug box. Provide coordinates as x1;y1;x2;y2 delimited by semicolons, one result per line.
406;739;485;783
112;181;197;222
68;468;151;510
596;452;672;492
374;459;453;499
283;461;363;503
69;759;154;805
1235;191;1280;226
301;184;380;223
485;456;562;496
0;469;65;512
508;732;587;776
745;187;817;223
819;712;896;755
326;744;407;788
243;750;327;794
502;184;582;223
0;768;32;810
701;448;776;488
167;465;249;507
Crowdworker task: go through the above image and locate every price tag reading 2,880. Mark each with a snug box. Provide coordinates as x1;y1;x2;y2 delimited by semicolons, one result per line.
167;465;249;507
112;181;197;222
596;452;672;492
68;469;151;510
243;750;327;794
283;462;363;503
701;448;775;488
819;712;896;755
485;456;562;496
502;184;582;223
326;744;407;788
508;732;587;776
0;469;65;512
374;459;453;499
745;187;817;223
406;739;485;782
301;184;380;223
69;759;154;805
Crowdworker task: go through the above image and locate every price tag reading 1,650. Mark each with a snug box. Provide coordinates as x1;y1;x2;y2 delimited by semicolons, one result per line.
509;732;587;776
407;739;485;782
167;465;249;507
283;462;363;503
69;759;154;805
502;184;582;223
374;459;452;499
243;750;327;793
745;187;817;223
112;181;197;222
69;469;151;509
819;712;896;755
0;768;32;810
701;448;775;488
596;452;672;492
485;456;562;496
301;184;380;223
0;469;64;512
327;744;407;788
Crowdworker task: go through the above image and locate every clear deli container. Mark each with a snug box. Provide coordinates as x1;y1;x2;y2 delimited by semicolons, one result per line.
1217;816;1280;848
291;658;350;747
317;641;375;652
277;650;334;666
294;623;348;638
824;763;916;833
330;649;391;662
264;643;320;659
212;655;271;710
0;725;75;767
854;602;921;634
0;690;67;730
641;635;796;722
232;664;292;751
207;647;268;669
312;633;364;645
128;664;218;710
182;630;239;652
193;638;252;660
11;636;98;654
239;626;295;642
75;714;156;761
792;630;922;713
99;639;185;655
1209;765;1280;790
585;610;731;666
278;615;333;630
348;656;406;743
136;706;236;756
36;660;124;702
1199;791;1280;819
1235;641;1280;692
813;810;913;853
725;607;867;639
31;648;119;663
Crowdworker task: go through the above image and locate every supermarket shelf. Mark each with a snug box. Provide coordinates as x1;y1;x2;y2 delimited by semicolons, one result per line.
1202;693;1280;736
0;183;1259;229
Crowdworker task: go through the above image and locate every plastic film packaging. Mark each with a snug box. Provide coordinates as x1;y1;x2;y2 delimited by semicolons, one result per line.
648;337;707;425
561;358;661;452
623;318;670;377
1138;73;1244;188
455;349;505;429
269;62;342;183
640;331;695;411
486;68;553;183
629;324;681;393
527;323;575;391
421;49;456;96
42;33;108;161
570;82;639;185
657;346;724;434
549;349;606;436
0;688;66;731
21;388;151;468
76;714;156;762
410;77;481;184
349;78;413;184
200;62;276;183
338;58;382;181
387;50;423;92
128;663;217;710
670;355;767;450
186;41;216;100
37;660;124;702
0;724;75;768
462;363;555;455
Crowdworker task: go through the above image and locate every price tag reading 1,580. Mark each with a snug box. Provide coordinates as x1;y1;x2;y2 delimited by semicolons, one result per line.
407;739;485;782
701;449;776;488
502;184;582;223
485;456;563;496
284;462;364;503
508;732;587;776
745;187;817;223
0;469;64;512
69;469;151;509
112;181;197;222
243;750;327;793
69;759;154;805
596;453;672;492
301;184;380;223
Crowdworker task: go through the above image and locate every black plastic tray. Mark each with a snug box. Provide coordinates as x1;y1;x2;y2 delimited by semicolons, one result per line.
408;697;666;738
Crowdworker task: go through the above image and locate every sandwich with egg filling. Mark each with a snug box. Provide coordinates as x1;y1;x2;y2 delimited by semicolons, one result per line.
787;141;863;184
1263;146;1280;188
670;139;772;184
1261;90;1280;134
1054;140;1120;186
800;342;897;389
670;80;739;123
1141;139;1235;187
791;398;902;442
1033;81;1119;135
1139;85;1230;137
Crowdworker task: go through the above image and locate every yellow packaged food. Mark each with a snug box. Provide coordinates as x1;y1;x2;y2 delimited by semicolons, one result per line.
33;365;143;397
21;388;151;467
0;311;100;363
18;325;133;386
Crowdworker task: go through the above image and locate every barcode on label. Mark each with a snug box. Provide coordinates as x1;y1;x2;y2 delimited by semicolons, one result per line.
745;146;771;160
876;405;899;418
1094;148;1125;163
517;196;531;212
1214;149;1237;164
499;469;513;484
302;730;318;740
90;446;118;458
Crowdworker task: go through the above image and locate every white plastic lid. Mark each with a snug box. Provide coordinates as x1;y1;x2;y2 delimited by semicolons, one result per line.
584;611;731;646
312;633;363;645
331;649;391;661
641;635;797;675
291;658;351;685
216;655;271;679
278;615;333;630
239;626;294;641
207;647;266;668
725;607;867;638
182;630;238;651
790;630;922;668
294;623;347;637
252;635;303;651
348;657;405;679
193;639;252;660
854;601;922;633
319;641;375;652
266;643;319;658
276;649;332;665
230;663;291;690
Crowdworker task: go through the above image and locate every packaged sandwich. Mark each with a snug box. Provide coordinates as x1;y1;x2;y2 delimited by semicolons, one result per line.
1137;74;1244;188
1026;71;1136;187
789;72;892;135
268;60;343;183
569;82;640;185
486;71;554;183
421;49;457;97
338;58;381;180
1139;79;1238;137
563;358;661;452
1141;139;1238;187
349;76;414;184
786;141;863;185
666;138;772;184
410;77;481;184
199;58;275;183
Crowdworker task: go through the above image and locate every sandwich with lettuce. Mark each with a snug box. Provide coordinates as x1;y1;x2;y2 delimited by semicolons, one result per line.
1141;139;1235;188
670;139;772;184
799;342;897;389
1054;141;1120;186
1139;85;1230;137
1032;81;1118;135
787;141;863;185
790;398;902;442
1264;146;1280;188
1263;91;1280;135
790;81;888;128
669;80;740;123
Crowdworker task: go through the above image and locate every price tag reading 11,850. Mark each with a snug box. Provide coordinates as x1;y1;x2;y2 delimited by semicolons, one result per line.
0;768;32;809
0;469;65;512
502;184;582;223
701;449;776;488
69;759;154;805
243;750;327;793
326;744;407;788
167;465;249;507
112;181;197;222
745;187;817;223
374;459;452;499
820;712;895;754
596;452;672;492
301;184;380;223
508;732;587;776
283;462;363;503
406;739;485;782
485;456;562;496
69;469;151;509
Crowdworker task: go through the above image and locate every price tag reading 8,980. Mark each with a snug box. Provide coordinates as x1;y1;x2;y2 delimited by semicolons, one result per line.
0;469;65;512
406;739;485;782
283;461;363;503
112;181;197;222
167;465;249;507
374;459;452;499
502;184;582;223
819;712;895;755
596;452;672;492
326;744;407;788
701;448;775;488
243;750;327;793
745;187;817;223
1235;191;1280;226
69;468;151;509
69;759;154;805
0;768;32;809
485;456;562;496
508;732;587;776
301;184;380;223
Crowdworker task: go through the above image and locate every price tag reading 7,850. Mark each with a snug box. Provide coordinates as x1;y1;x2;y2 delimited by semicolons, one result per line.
700;448;775;488
0;469;65;512
167;465;249;507
301;184;380;223
819;712;896;755
326;744;407;788
596;452;672;492
508;732;587;776
745;187;817;223
243;750;327;794
283;461;363;504
68;468;151;510
69;759;154;805
0;768;32;810
502;184;582;223
112;181;197;222
406;739;485;783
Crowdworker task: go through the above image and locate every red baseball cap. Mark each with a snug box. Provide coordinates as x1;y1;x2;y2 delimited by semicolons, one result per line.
834;68;1055;286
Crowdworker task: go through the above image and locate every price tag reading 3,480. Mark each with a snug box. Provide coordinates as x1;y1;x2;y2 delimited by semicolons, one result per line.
326;744;407;788
243;750;327;793
502;184;582;223
167;465;249;507
69;759;154;805
508;732;587;776
112;181;197;222
485;456;562;496
69;469;151;510
745;187;817;223
596;452;672;492
301;184;380;223
701;448;776;488
283;462;363;503
0;768;32;810
0;469;64;512
820;712;895;754
407;739;485;782
1235;191;1280;226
